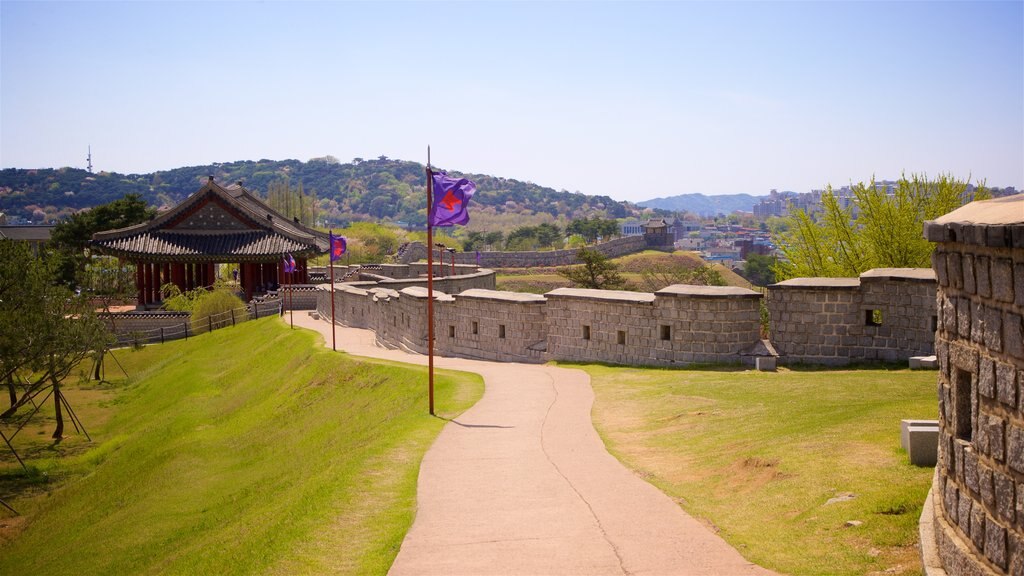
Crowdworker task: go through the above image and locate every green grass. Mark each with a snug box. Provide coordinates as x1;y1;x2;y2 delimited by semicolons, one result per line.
0;317;483;575
582;363;936;576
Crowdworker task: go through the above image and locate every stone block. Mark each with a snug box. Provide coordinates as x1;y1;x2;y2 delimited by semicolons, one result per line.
995;471;1016;524
964;254;977;294
980;464;995;506
1006;311;1024;360
972;301;986;345
990;416;1007;462
909;355;938;369
755;357;776;371
965;449;980;494
1010;425;1024;474
993;258;1015;303
909;424;937;463
977;256;992;298
946;482;960;523
979;356;996;398
984;305;1004;353
1016;263;1024;307
971;500;987;550
998;362;1018;408
959;491;973;535
934;250;949;286
986;516;1008;570
958;297;972;339
1009;532;1024;576
902;419;938;450
949;252;964;290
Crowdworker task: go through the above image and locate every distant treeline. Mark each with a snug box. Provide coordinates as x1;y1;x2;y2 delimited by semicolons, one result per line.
0;156;634;225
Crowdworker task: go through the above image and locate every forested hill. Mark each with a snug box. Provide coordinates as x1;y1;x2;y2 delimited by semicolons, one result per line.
0;156;635;226
637;193;761;216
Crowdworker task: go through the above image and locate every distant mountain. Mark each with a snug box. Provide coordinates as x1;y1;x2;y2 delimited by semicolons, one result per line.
0;157;637;226
637;193;763;216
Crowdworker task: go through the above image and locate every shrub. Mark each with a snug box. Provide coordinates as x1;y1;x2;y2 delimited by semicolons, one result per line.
190;289;248;334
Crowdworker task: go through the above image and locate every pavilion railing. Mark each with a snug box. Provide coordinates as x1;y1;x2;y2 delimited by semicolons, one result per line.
113;300;284;348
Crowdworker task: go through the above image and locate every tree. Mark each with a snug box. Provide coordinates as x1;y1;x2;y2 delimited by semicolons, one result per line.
265;176;318;227
566;217;619;243
49;193;155;288
559;248;628;290
743;254;777;286
773;174;987;280
638;263;725;291
0;240;112;439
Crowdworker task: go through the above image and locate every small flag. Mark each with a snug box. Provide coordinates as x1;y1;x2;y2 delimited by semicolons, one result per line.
283;253;296;273
329;232;347;262
429;170;476;227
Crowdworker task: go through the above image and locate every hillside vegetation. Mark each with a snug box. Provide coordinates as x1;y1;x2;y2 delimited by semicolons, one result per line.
0;317;483;575
0;157;637;227
496;250;751;294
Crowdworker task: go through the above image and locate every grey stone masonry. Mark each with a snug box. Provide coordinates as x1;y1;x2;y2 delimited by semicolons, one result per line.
397;235;657;268
768;269;937;365
927;194;1024;576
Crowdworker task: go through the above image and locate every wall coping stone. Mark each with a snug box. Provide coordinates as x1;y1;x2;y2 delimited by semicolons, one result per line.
545;287;656;303
771;277;861;289
457;288;547;304
369;287;400;299
656;284;762;298
860;268;936;282
923;193;1024;247
398;286;454;301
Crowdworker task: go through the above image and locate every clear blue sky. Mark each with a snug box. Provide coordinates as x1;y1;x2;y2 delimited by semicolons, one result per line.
2;1;1021;202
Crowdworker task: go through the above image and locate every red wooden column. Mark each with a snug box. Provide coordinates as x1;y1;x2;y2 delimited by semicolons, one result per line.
172;263;185;293
184;263;193;291
207;263;216;288
135;261;145;307
298;257;308;283
142;262;152;306
150;263;159;304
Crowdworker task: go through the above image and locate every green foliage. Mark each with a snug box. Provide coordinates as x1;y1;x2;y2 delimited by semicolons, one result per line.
48;193;155;288
264;176;318;227
337;221;401;263
505;223;563;251
566;216;620;243
190;289;248;334
0;158;632;228
0;239;113;431
742;253;777;287
558;248;628;290
0;318;483;575
773;174;986;279
638;263;725;291
461;230;504;252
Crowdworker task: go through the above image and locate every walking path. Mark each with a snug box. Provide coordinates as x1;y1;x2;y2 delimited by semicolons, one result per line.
292;313;776;576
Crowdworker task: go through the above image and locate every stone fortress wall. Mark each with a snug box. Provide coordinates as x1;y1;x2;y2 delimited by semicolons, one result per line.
769;268;938;365
315;264;940;367
397;235;655;268
923;195;1024;575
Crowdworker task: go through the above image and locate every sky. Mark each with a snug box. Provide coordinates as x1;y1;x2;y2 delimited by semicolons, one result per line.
1;1;1022;203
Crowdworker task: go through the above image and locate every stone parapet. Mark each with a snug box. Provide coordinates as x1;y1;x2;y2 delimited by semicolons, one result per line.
768;269;937;365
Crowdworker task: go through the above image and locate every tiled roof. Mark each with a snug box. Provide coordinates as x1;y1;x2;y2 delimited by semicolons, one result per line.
92;230;317;261
91;178;328;261
0;225;54;242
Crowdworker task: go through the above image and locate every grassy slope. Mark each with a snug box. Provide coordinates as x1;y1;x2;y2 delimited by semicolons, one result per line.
495;250;753;294
0;317;483;575
583;364;936;576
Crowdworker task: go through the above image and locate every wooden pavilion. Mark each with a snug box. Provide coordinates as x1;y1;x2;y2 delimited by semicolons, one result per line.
91;177;328;308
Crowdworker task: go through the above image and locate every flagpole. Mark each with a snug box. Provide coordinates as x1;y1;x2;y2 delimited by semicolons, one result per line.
329;232;337;352
426;146;435;416
289;263;294;329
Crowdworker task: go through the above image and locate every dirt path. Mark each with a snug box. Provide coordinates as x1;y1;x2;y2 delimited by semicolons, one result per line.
292;313;776;575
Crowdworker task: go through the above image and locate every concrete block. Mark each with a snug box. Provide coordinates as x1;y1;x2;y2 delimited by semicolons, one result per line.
910;355;938;369
755;357;777;371
902;419;939;450
908;424;940;466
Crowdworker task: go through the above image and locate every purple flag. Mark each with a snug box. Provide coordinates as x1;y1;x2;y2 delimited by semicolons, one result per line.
283;253;296;273
329;232;347;262
429;171;476;227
